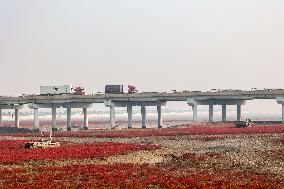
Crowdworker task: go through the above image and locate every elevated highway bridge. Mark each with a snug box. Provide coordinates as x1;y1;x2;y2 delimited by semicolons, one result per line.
0;89;284;130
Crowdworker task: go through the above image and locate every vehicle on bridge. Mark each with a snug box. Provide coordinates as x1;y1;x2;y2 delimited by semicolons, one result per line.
105;85;124;94
73;86;85;95
128;85;138;94
40;85;85;96
105;85;138;94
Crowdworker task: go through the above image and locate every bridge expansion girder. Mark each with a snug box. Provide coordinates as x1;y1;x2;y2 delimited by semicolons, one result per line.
187;98;246;106
104;100;167;107
0;104;24;109
28;103;62;109
62;103;93;109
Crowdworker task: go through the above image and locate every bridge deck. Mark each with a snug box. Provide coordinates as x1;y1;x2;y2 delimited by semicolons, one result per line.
0;89;283;105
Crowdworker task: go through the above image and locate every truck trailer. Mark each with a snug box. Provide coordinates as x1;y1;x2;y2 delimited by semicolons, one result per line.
105;85;124;94
40;85;74;96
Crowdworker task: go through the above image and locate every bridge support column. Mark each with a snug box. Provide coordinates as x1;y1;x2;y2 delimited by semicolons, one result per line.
83;108;88;129
34;108;39;130
52;107;57;129
110;107;115;129
67;107;72;129
192;105;197;122
276;97;284;123
141;106;146;128
222;105;227;122
157;106;163;128
15;109;19;128
127;105;133;129
0;109;2;127
237;105;241;121
282;104;284;123
209;104;214;123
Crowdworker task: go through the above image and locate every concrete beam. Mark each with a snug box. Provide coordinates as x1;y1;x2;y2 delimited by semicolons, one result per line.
276;97;284;104
187;98;199;106
104;100;166;107
157;106;163;128
63;103;92;109
0;104;24;109
34;108;39;130
127;106;133;129
187;98;246;106
83;108;88;128
222;105;227;122
28;103;61;109
104;100;114;108
190;96;253;101
141;106;146;128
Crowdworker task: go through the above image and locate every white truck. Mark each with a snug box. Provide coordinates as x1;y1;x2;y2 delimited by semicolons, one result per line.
40;85;73;96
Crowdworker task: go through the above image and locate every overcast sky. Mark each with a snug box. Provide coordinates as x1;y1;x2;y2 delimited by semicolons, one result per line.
0;0;283;95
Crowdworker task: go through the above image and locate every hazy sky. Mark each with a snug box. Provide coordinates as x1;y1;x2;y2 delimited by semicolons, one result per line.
0;0;283;95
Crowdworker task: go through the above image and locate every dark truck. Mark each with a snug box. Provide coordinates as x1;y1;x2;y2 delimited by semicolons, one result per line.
234;119;253;128
105;85;124;94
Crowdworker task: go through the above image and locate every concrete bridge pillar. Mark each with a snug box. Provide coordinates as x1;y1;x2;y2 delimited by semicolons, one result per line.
209;104;214;123
62;103;92;130
33;108;39;130
67;107;72;129
192;105;198;122
157;106;163;128
276;97;284;123
237;105;241;121
141;106;146;128
222;105;227;122
127;105;133;129
83;108;88;128
15;109;19;128
0;109;2;127
110;107;115;129
105;100;166;129
282;104;284;123
52;107;57;129
187;99;198;122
